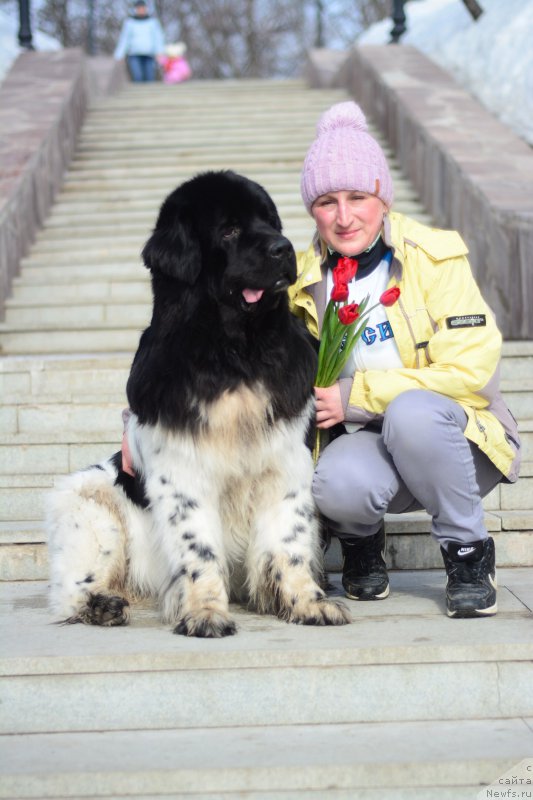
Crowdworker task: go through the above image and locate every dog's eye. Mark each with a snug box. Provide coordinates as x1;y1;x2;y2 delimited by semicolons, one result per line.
222;226;241;241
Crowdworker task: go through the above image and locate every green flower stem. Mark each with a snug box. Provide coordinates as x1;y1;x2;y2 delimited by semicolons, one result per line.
316;293;377;387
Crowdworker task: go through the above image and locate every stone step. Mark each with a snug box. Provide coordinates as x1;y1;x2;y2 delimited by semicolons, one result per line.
10;263;150;284
0;326;142;354
0;354;131;402
2;510;532;582
41;191;424;230
44;182;421;216
3;301;152;328
1;719;532;799
0;474;56;527
30;204;433;253
64;135;396;168
2;356;531;414
1;402;127;437
57;162;410;190
0;440;118;476
1;397;532;443
3;363;531;435
1;573;532;732
4;279;150;304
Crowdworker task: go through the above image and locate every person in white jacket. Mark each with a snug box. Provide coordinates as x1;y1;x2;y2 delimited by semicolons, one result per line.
114;1;165;82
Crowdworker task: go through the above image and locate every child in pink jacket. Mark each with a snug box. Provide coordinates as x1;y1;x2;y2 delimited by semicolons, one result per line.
158;43;191;84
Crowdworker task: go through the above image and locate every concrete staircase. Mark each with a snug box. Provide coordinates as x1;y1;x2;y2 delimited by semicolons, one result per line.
1;79;532;797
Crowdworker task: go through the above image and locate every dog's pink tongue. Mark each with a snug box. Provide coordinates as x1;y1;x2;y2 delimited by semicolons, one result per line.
242;288;264;304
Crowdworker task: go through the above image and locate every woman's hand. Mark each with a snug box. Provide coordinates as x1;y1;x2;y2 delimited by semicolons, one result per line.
315;383;344;428
121;430;135;476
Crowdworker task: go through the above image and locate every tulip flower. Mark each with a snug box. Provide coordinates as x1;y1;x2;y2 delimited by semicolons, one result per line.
313;255;400;461
338;303;360;325
380;287;401;307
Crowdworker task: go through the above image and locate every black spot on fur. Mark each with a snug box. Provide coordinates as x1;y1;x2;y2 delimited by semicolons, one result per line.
289;555;304;567
295;504;315;522
110;451;149;509
189;542;216;561
182;532;195;540
285;491;297;500
160;476;168;485
190;569;201;582
76;573;95;585
173;493;199;511
168;566;187;587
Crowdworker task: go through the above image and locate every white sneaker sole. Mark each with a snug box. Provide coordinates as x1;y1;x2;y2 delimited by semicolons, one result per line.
345;584;390;601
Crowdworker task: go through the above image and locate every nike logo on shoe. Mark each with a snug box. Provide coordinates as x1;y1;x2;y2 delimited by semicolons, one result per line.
457;546;477;557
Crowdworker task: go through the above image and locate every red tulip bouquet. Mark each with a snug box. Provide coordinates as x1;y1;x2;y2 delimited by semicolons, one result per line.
313;256;401;461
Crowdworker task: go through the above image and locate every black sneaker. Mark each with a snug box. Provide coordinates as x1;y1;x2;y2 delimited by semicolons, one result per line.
441;538;497;618
341;525;389;601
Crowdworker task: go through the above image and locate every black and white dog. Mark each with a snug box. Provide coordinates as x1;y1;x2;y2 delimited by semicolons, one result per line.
47;171;350;637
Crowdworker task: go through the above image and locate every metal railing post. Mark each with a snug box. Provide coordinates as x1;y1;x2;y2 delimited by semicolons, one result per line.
389;0;406;44
18;0;34;50
88;0;97;55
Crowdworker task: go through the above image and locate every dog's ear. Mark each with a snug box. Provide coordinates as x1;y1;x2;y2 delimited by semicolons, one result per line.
251;181;283;232
142;199;201;285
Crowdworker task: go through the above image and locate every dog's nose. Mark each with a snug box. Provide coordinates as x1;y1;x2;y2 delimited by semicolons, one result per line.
269;238;293;259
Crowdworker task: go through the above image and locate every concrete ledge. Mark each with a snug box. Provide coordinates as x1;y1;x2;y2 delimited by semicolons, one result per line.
306;46;533;340
302;48;350;89
0;51;127;319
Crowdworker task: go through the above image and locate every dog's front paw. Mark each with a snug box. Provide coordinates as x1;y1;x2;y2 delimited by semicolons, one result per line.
173;610;237;638
64;593;130;627
286;595;351;626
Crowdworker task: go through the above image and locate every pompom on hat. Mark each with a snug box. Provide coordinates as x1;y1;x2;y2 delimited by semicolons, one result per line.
300;101;394;213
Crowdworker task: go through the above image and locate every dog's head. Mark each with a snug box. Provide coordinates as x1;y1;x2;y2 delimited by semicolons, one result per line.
142;171;296;315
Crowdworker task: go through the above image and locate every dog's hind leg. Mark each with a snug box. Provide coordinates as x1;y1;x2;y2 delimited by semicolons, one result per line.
47;467;131;626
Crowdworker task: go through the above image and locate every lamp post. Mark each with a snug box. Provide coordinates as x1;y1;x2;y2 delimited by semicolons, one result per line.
18;0;34;50
389;0;406;44
315;0;325;48
87;0;97;55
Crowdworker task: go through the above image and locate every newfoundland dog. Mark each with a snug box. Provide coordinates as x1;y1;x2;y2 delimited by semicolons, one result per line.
47;170;350;637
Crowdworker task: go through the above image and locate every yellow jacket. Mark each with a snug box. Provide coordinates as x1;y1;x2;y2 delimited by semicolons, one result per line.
289;212;520;482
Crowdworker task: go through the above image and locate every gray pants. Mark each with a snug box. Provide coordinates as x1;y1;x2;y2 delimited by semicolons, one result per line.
312;390;503;549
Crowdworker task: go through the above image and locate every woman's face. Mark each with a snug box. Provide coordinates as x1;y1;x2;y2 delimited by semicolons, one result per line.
311;190;387;256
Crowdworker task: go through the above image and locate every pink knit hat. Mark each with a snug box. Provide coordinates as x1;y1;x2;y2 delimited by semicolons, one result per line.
300;101;394;213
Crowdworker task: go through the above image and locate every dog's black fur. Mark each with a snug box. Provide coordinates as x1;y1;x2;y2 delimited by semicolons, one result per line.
127;170;317;435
